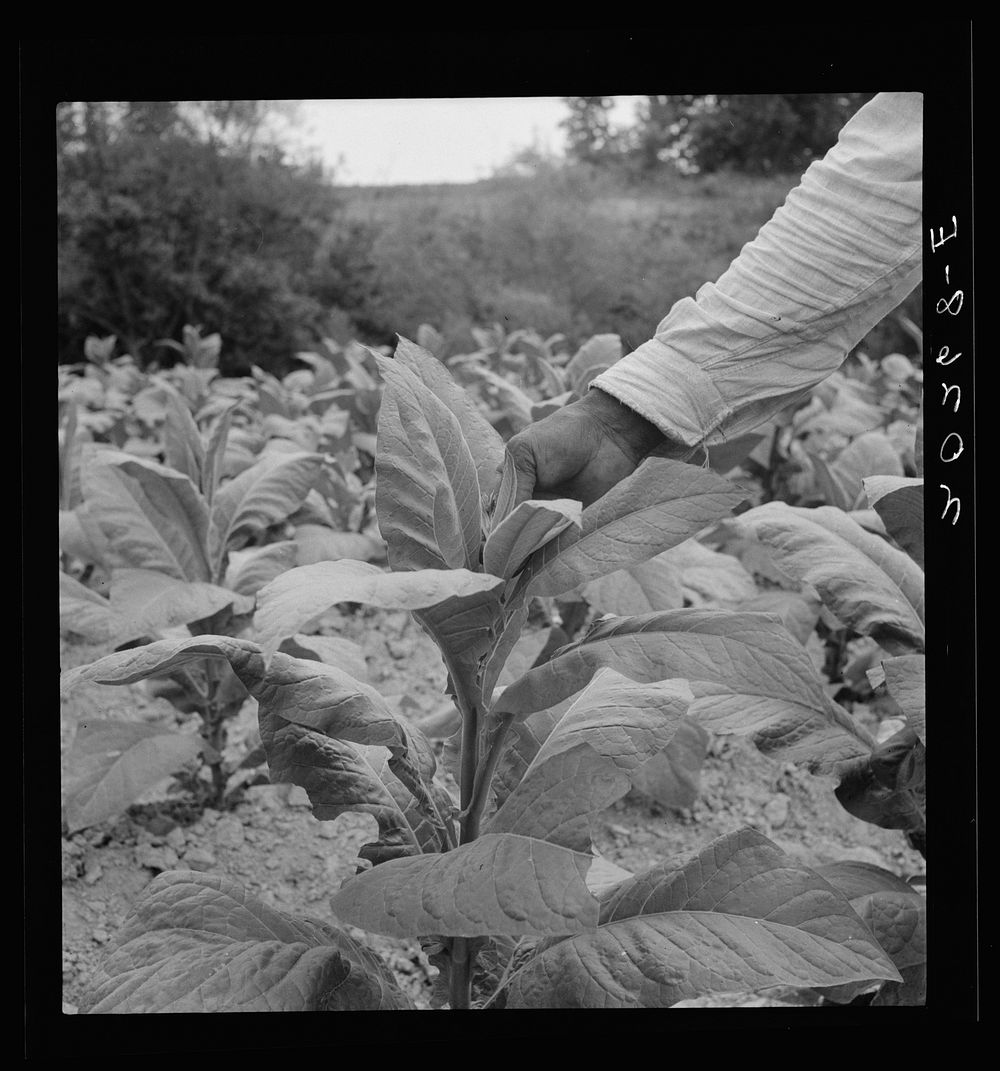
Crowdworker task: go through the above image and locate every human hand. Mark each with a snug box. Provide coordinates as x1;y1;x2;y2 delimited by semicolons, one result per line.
504;388;683;508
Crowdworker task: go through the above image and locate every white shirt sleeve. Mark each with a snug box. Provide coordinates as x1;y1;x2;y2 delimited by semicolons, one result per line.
591;92;923;447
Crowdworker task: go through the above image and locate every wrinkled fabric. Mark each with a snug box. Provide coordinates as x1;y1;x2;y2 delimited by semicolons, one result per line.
593;92;922;447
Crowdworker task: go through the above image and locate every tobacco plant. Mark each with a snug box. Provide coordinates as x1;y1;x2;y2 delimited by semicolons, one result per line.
59;381;343;826
62;338;923;1010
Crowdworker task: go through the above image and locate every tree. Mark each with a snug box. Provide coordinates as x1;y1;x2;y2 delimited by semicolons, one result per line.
560;97;623;166
57;101;378;374
561;94;875;177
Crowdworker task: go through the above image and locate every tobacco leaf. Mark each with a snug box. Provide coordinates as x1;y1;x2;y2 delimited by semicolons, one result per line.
393;336;505;502
830;430;904;506
581;553;684;616
813;860;926;1004
879;654;925;742
63;720;203;833
329;832;600;938
629;720;712;811
80;448;213;582
737;589;821;645
835;726;925;833
59;572;117;644
253;559;505;660
736;502;924;654
260;709;451;864
108;569;254;646
863;475;924;569
494;609;875;774
83;871;413;1011
485;671;693;850
279;633;369;683
521;458;746;598
374;354;482;572
483;499;581;579
161;385;205;490
503;828;900;1008
209;450;324;574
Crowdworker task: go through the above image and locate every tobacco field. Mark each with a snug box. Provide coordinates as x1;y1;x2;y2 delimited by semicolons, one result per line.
58;318;926;1013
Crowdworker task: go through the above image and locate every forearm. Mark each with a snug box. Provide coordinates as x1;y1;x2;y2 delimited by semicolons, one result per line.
592;92;923;447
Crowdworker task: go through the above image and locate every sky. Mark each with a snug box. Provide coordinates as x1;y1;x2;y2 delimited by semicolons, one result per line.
288;97;645;186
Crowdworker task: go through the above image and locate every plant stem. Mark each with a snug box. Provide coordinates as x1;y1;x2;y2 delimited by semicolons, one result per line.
465;714;513;842
437;647;486;1007
449;938;473;1010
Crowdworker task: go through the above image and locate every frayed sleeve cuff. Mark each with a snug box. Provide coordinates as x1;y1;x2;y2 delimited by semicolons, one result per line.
590;337;732;447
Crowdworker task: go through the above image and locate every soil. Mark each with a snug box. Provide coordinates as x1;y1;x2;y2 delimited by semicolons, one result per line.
60;607;925;1013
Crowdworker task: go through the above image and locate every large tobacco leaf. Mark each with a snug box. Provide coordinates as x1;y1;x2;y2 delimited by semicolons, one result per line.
813;861;926;1005
392;336;506;502
209;450;325;574
863;474;924;569
330;832;600;938
520;458;746;598
736;503;924;654
484;670;693;851
60;635;444;845
493;610;875;773
254;559;505;659
260;709;453;864
60;635;266;697
108;569;254;646
80;448;213;582
374;354;483;571
84;871;413;1011
63;720;203;833
502;828;900;1008
61;634;432;766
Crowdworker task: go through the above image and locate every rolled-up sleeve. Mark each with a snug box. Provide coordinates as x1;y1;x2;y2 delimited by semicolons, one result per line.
592;92;923;446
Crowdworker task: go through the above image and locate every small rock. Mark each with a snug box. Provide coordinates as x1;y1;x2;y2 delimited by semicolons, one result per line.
386;639;411;659
317;822;340;839
264;856;282;870
183;846;217;871
82;862;103;885
606;823;631;840
164;826;187;851
202;810;220;827
189;821;206;837
135;844;179;872
763;796;790;828
62;1003;79;1015
92;928;109;944
213;815;246;849
146;815;176;837
285;785;312;808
